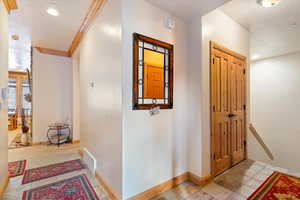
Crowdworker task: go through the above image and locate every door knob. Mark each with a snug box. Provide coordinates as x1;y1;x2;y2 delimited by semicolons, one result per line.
228;113;236;118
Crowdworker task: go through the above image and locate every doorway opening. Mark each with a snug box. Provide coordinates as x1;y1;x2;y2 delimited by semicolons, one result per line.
7;30;33;149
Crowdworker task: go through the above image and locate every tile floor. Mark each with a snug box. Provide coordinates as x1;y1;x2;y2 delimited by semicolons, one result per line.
3;143;110;200
4;144;300;200
151;160;300;200
7;129;19;146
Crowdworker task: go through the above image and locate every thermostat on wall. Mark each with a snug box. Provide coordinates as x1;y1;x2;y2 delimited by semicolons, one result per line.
165;16;175;30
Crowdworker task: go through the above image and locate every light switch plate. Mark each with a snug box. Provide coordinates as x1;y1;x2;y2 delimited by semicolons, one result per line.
1;87;8;101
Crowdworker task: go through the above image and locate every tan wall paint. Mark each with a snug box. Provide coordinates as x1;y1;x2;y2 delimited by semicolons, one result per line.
249;52;300;173
187;8;249;177
0;0;8;187
32;49;72;143
78;0;122;197
122;0;189;198
72;53;80;142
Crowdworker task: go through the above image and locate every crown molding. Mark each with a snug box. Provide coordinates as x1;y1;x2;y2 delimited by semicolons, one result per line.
2;0;17;13
35;47;70;57
68;0;107;56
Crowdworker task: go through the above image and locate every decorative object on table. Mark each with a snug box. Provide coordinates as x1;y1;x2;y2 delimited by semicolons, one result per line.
247;171;300;200
24;93;32;103
133;33;174;110
22;159;84;184
8;160;27;178
22;174;99;200
21;109;30;146
47;121;71;146
25;69;32;103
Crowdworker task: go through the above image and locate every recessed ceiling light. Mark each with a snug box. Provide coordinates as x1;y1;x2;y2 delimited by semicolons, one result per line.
47;7;59;16
251;54;260;60
257;0;281;7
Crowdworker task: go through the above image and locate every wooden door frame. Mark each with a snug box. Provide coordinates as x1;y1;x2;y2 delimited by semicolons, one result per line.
8;71;28;120
209;41;248;177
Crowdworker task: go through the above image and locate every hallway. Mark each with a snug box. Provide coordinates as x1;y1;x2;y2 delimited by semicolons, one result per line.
4;145;300;200
3;144;109;200
1;0;300;199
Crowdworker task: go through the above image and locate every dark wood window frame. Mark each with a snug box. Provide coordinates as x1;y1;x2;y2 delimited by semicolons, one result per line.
133;33;174;110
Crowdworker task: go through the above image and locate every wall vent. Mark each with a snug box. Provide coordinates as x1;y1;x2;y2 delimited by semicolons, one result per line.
82;148;97;175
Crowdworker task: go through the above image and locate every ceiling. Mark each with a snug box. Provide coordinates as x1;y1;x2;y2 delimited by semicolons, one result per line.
8;0;92;70
146;0;230;20
220;0;300;61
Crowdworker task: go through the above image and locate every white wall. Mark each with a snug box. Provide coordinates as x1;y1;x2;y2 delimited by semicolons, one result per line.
0;0;8;185
187;9;249;177
72;53;80;141
32;49;72;143
77;0;122;197
122;0;189;198
249;52;300;173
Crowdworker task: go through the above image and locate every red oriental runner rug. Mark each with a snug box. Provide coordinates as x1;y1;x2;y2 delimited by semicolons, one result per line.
22;174;100;200
248;171;300;200
22;159;85;184
8;160;27;178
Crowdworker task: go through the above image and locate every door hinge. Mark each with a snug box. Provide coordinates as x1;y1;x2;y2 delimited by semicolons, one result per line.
244;140;247;146
212;105;216;112
243;105;246;110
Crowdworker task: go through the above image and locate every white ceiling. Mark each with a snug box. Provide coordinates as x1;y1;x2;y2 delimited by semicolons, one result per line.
146;0;230;20
9;23;31;70
9;0;92;51
220;0;300;61
8;0;92;70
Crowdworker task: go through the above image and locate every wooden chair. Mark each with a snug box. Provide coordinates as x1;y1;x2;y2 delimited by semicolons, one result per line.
8;114;18;130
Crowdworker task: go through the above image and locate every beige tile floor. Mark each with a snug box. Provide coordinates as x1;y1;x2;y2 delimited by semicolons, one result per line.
3;143;110;200
4;144;300;200
151;160;300;200
7;130;19;146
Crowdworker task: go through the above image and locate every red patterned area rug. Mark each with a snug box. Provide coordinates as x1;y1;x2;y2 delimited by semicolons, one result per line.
8;160;27;178
22;174;100;200
248;171;300;200
22;159;85;184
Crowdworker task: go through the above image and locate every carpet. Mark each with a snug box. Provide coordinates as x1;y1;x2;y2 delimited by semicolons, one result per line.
22;159;85;184
22;174;100;200
8;160;27;178
248;171;300;200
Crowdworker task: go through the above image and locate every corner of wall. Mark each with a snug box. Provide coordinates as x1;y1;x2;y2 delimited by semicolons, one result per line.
0;0;9;186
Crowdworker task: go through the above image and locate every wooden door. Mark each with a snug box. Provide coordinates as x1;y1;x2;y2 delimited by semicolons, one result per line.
230;57;246;165
210;42;247;176
144;64;164;99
